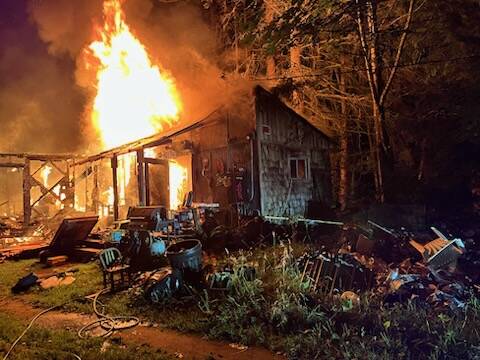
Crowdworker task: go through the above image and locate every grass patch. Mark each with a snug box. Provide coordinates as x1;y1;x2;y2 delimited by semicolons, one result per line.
0;260;37;298
0;312;173;360
0;259;104;313
0;259;211;335
28;263;104;313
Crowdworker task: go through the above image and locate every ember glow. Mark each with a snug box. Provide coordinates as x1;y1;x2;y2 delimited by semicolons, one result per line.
40;166;52;188
87;0;181;150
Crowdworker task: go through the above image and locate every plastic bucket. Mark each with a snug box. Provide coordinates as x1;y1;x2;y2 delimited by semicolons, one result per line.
166;239;202;272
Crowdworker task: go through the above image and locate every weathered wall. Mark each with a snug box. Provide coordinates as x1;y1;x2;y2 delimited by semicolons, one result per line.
149;86;332;220
255;87;332;217
188;108;257;214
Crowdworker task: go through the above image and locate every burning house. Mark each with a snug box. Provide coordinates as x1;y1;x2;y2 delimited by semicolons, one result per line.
76;85;334;223
0;85;333;227
0;0;333;227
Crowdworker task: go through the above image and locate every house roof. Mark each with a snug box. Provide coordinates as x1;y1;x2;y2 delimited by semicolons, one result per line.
74;108;223;165
254;85;335;141
72;85;335;165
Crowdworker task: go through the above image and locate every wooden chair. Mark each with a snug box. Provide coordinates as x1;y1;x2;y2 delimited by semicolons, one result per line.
99;248;131;292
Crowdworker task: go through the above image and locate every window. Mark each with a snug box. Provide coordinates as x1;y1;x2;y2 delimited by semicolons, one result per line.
262;124;271;136
290;158;309;180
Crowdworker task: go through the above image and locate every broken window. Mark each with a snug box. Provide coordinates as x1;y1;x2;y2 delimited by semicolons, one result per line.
289;158;309;180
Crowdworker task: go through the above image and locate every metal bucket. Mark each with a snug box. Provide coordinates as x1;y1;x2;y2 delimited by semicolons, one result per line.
166;239;202;272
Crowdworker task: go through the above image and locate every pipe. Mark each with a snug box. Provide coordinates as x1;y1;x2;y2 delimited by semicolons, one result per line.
264;215;344;226
247;132;255;203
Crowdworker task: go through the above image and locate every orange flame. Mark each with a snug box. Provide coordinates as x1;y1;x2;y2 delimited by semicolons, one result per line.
82;0;182;213
87;0;181;149
169;160;188;210
40;166;52;187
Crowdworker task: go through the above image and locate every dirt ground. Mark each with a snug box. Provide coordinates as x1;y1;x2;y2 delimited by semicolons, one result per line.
0;298;284;360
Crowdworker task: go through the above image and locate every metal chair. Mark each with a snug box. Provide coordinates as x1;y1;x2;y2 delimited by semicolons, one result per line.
99;248;131;292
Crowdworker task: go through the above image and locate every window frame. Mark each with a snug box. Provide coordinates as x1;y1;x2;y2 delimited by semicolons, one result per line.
289;157;310;181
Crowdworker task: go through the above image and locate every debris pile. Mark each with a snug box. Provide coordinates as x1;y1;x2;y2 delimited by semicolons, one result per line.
0;219;52;260
297;251;375;294
248;217;480;313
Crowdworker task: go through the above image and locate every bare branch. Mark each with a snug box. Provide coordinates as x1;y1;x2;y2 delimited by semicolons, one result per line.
379;0;415;106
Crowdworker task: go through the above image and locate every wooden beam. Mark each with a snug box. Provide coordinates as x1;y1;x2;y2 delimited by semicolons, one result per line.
137;150;146;206
93;165;99;213
143;157;167;165
26;154;75;161
0;163;24;168
30;177;63;205
145;163;151;206
0;153;75;160
111;156;119;221
23;159;31;225
50;159;68;176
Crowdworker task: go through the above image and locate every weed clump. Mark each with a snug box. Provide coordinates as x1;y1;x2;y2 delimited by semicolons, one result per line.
199;243;480;359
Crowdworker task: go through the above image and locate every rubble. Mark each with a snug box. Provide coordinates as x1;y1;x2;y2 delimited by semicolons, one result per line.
0;220;51;260
409;227;465;271
280;217;480;313
297;251;375;294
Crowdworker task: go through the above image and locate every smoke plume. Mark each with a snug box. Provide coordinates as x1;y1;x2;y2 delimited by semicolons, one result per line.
0;0;87;153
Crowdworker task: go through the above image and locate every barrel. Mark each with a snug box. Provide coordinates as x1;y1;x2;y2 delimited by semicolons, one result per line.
166;239;202;272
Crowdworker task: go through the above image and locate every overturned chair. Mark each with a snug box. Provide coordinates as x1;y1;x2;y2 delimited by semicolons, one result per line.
409;227;465;271
99;248;131;292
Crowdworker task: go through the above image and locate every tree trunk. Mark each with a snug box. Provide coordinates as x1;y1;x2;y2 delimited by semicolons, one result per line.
265;2;276;78
338;69;349;211
290;44;303;110
356;0;385;202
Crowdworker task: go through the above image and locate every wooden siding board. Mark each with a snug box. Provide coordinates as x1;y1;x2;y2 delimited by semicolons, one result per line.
256;87;332;217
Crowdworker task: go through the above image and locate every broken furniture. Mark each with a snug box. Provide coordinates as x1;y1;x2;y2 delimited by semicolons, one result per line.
39;216;101;263
299;252;374;294
126;206;169;231
99;247;131;292
409;227;465;271
143;267;183;303
367;220;414;263
111;205;204;270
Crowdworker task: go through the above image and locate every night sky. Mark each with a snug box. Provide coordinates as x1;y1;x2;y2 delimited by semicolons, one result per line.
0;0;87;153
